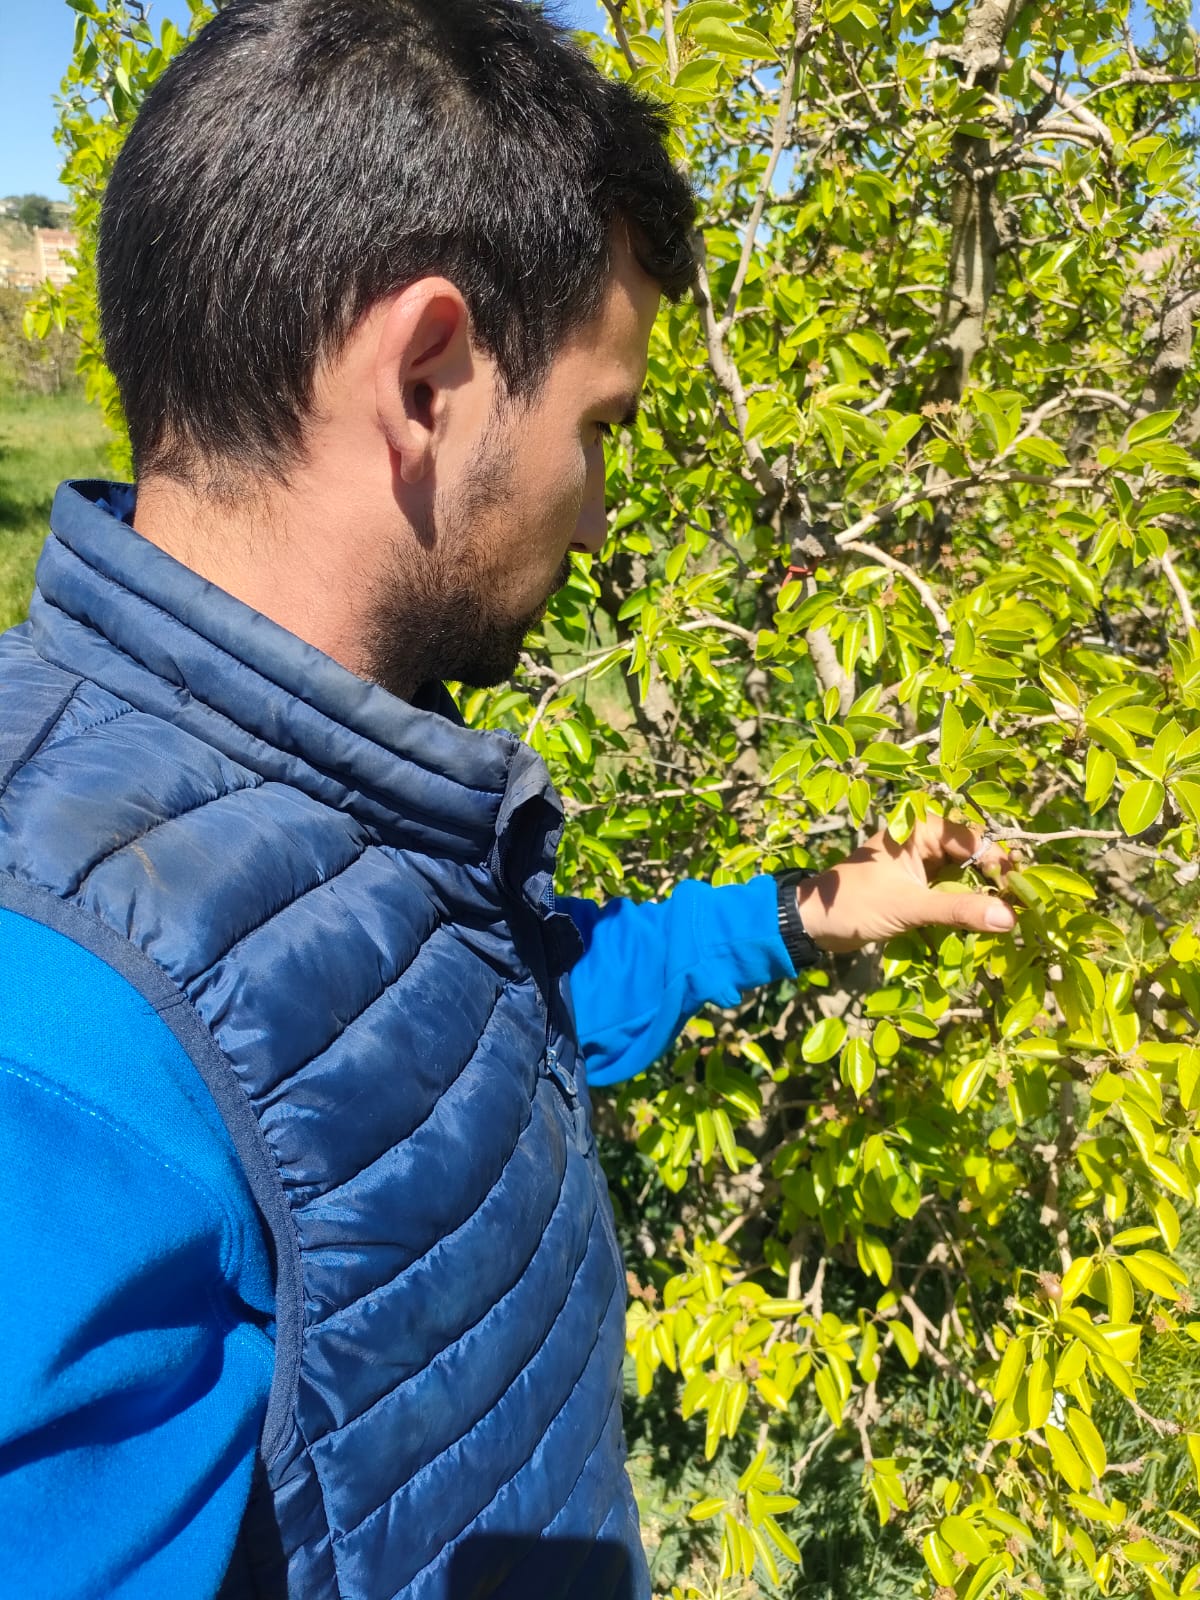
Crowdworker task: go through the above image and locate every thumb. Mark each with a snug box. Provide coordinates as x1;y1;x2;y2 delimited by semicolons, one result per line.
911;887;1016;936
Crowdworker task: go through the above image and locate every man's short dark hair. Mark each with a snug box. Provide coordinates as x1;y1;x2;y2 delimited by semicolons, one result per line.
98;0;695;483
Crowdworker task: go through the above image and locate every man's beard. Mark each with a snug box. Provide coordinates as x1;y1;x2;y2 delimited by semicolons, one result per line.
361;438;570;701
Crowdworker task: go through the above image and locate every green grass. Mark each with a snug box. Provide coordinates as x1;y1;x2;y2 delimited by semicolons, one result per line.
0;388;111;631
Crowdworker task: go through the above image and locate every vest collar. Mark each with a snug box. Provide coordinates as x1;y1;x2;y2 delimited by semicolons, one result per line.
33;480;556;862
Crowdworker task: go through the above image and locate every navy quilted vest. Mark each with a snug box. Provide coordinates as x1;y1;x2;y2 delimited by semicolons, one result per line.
0;482;646;1600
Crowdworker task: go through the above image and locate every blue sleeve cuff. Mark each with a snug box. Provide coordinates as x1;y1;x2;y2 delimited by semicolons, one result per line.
562;876;795;1088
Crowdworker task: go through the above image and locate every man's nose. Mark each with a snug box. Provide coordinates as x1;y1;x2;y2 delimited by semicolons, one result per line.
571;450;608;554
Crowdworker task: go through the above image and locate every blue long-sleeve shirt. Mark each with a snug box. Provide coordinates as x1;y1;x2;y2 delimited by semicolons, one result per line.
1;878;792;1597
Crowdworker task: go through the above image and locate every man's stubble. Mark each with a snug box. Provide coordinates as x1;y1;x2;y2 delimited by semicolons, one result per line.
361;429;570;701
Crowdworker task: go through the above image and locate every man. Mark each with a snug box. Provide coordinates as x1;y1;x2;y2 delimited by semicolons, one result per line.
0;2;1016;1596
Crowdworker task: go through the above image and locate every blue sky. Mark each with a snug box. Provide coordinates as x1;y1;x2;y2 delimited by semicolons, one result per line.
0;0;194;198
0;0;605;200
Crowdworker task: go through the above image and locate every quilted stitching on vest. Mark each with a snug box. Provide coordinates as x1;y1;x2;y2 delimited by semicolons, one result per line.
0;482;645;1600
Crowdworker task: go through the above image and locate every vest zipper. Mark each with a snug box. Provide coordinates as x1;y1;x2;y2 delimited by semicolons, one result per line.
544;1045;590;1152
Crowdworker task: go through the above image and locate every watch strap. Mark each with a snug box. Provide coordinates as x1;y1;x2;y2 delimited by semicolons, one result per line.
774;870;825;970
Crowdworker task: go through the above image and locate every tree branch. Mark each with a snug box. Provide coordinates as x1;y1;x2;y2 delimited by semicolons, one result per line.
721;52;801;332
599;0;637;70
1160;549;1198;636
692;234;775;495
1025;64;1115;156
661;0;679;81
840;537;952;649
524;647;627;737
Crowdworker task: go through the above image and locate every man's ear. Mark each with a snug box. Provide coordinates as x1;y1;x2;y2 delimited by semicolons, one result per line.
373;279;473;486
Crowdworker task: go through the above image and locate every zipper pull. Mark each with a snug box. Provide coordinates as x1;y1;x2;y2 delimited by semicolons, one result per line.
543;1046;578;1106
544;1046;593;1152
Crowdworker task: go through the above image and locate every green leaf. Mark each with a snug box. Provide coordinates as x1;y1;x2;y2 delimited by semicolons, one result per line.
1000;993;1040;1039
1044;1424;1090;1491
1021;864;1095;900
844;328;889;367
814;404;846;466
1004;870;1043;909
873;1018;900;1060
1039;663;1080;708
950;1056;990;1112
992;1334;1027;1404
1086;715;1137;762
814;1363;845;1425
762;1516;802;1563
1126;408;1180;446
802;1016;847;1064
1123;1535;1170;1563
1152;1194;1181;1251
1016;434;1069;468
768;744;814;783
689;1496;728;1522
840;1037;875;1097
712;1107;740;1171
963;1555;1012;1600
1060;1257;1094;1305
888;1319;919;1368
813;721;854;763
558;719;592;764
939;700;966;770
672;58;722;93
1125;1249;1184;1299
1065;1407;1107;1478
1118;777;1164;836
1024;1355;1053;1429
923;1531;958;1586
1085;745;1117;812
689;18;772;58
939;1514;990;1563
672;0;744;32
1172;777;1200;826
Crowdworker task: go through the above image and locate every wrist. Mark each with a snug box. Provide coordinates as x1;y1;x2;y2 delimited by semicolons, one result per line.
795;870;866;955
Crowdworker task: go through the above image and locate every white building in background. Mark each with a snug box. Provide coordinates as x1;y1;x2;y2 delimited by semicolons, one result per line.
33;228;77;288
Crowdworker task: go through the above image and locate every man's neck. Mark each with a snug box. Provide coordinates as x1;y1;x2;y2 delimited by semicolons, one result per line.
132;472;376;685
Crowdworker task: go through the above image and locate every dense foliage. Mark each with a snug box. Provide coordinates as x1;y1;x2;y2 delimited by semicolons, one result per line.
1;285;81;396
42;0;1200;1595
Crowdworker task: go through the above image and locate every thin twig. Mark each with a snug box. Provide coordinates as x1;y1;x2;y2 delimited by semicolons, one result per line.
691;235;775;494
989;826;1126;845
834;477;972;546
524;647;626;737
1075;68;1200;105
840;537;952;651
791;1425;836;1482
661;0;679;81
1161;549;1198;635
1070;386;1135;415
721;51;800;332
599;0;637;69
1025;65;1115;155
676;613;758;646
566;780;735;814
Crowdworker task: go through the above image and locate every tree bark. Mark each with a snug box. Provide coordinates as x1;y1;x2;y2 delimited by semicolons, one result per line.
929;0;1021;402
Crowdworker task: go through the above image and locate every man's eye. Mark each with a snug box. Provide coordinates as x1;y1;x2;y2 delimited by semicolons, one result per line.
594;422;613;441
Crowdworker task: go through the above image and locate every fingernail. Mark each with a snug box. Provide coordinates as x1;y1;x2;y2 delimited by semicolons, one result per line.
985;901;1016;930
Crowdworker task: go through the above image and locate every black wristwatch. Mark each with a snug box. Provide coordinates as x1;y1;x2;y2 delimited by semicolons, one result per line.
774;870;825;970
